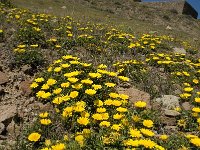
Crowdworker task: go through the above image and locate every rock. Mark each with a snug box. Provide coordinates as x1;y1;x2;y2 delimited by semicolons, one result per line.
0;123;5;134
0;72;9;85
160;116;176;126
117;87;151;108
6;120;20;136
173;47;186;54
166;25;172;30
28;102;53;111
20;80;32;96
164;109;180;117
61;6;66;9
154;95;180;110
164;126;178;133
182;102;192;111
21;65;31;74
0;105;17;124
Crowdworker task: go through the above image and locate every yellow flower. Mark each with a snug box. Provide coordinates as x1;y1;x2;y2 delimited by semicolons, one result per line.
192;107;200;113
64;71;81;78
134;101;147;108
160;134;168;140
75;135;84;146
180;93;191;99
104;99;113;105
190;138;200;147
92;113;103;120
72;84;83;90
54;67;62;72
99;121;110;127
109;92;119;98
30;82;38;88
69;91;79;98
184;87;193;92
96;107;106;113
97;64;107;69
40;119;52;125
129;128;142;138
52;97;63;105
45;139;51;146
51;143;65;150
61;82;70;88
113;113;123;120
28;132;41;142
116;107;127;112
112;100;122;106
92;84;102;90
195;97;200;103
34;77;44;83
193;79;199;84
39;112;48;118
77;117;89;126
81;79;93;84
85;89;96;95
53;88;62;94
41;84;50;90
132;115;141;122
67;77;79;83
61;63;70;68
143;120;154;128
111;124;122;131
105;82;116;87
118;76;129;82
140;128;155;137
88;73;102;78
94;100;104;107
46;78;57;86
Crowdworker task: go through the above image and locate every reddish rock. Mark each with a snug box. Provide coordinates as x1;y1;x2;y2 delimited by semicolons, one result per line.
117;87;151;108
20;80;32;96
0;72;9;85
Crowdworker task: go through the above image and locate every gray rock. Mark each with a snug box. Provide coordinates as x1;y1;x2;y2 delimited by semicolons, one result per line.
117;87;151;108
173;47;186;54
164;109;180;117
0;72;9;85
0;123;5;134
182;102;192;111
154;95;180;109
0;105;17;124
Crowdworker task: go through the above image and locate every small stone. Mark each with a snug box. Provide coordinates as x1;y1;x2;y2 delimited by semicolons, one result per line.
0;72;9;85
6;120;20;136
164;126;178;132
166;25;172;30
0;105;17;124
182;102;192;111
117;87;151;108
164;109;180;117
173;47;186;54
160;116;176;126
0;123;5;134
154;95;180;110
20;80;32;96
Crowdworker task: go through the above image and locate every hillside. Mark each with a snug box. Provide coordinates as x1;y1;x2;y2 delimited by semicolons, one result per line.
0;0;200;149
